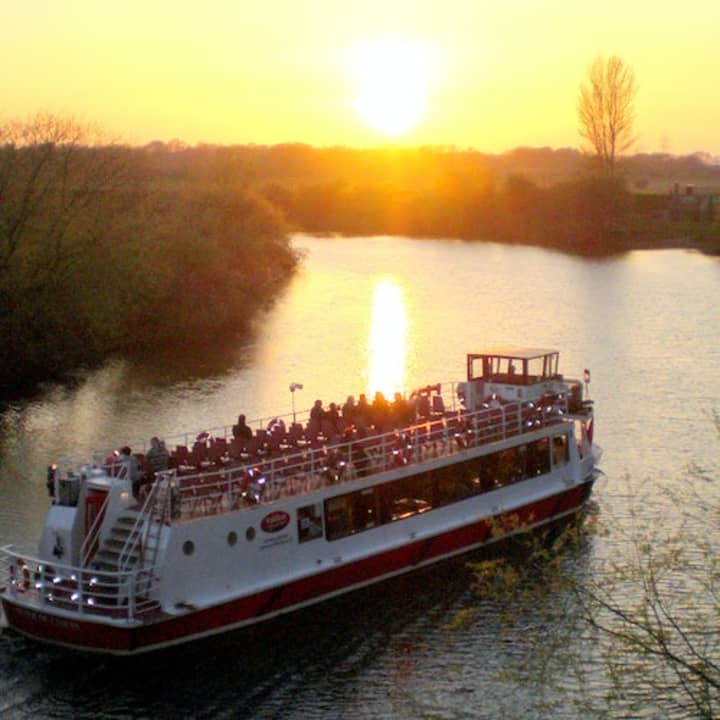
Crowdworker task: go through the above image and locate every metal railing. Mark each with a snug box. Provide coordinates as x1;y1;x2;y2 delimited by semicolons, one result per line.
0;548;158;622
164;397;572;521
116;479;167;573
47;381;462;478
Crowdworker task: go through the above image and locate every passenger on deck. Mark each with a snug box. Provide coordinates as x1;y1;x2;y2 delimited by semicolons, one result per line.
341;395;356;428
356;394;371;429
232;414;253;441
391;392;413;428
323;402;343;439
416;391;431;420
118;446;141;497
371;391;391;431
145;436;170;475
307;399;325;438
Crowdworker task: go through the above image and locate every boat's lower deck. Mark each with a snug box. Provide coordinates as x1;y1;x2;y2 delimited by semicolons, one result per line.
1;477;593;654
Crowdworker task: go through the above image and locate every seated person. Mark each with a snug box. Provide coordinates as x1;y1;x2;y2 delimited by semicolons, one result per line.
391;392;413;428
232;414;253;441
145;436;170;476
371;391;391;430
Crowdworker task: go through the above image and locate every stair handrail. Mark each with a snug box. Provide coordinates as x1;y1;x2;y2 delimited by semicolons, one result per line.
139;475;173;570
117;480;162;572
80;491;112;567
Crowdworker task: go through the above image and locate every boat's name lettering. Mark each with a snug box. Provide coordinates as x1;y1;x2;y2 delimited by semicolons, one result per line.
260;533;292;550
14;606;82;631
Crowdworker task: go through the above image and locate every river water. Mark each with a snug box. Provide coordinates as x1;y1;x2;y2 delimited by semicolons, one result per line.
0;234;718;718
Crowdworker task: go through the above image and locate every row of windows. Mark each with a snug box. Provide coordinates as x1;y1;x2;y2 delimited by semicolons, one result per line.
297;434;569;543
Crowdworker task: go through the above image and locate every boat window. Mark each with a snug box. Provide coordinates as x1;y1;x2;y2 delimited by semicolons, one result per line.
297;503;324;543
527;356;545;382
526;438;551;477
182;540;195;556
497;446;525;486
227;531;238;547
325;488;377;541
325;495;351;540
378;476;434;523
325;438;560;542
434;464;478;505
476;452;500;491
552;435;569;466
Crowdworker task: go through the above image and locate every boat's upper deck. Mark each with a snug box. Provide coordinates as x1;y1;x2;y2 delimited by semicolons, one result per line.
467;347;561;387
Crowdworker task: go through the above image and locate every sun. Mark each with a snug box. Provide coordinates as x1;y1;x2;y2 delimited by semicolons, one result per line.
349;37;436;136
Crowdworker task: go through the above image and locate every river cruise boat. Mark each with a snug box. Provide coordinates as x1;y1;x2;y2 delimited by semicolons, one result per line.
0;348;600;655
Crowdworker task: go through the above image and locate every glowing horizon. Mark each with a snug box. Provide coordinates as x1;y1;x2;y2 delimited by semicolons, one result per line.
2;1;719;156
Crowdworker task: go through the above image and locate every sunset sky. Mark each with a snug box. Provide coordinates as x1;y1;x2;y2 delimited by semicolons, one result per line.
3;0;719;156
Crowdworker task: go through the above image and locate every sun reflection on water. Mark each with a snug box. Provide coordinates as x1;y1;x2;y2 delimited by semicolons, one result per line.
367;280;407;397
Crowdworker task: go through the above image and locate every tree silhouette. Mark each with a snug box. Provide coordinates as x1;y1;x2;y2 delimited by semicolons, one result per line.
578;55;637;178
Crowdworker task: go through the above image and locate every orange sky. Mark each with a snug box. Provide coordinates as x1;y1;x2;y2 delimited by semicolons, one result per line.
2;0;719;156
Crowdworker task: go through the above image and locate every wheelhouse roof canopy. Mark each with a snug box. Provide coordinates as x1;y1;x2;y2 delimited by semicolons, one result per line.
467;347;561;384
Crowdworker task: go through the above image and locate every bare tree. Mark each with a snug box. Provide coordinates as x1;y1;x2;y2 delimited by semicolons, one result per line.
578;55;637;178
0;113;136;290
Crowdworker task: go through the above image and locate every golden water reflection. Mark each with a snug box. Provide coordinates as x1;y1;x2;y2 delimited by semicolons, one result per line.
367;279;407;398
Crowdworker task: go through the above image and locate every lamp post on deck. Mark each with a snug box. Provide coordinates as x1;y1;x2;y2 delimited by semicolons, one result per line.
289;382;304;424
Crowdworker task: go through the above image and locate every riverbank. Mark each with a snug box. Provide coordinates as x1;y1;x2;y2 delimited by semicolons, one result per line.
0;179;299;399
2;133;718;397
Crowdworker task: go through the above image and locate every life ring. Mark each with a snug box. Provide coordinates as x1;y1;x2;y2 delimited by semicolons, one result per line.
267;417;286;434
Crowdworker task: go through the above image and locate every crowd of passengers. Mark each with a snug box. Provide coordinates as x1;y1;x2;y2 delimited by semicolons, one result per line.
105;388;445;498
108;386;564;500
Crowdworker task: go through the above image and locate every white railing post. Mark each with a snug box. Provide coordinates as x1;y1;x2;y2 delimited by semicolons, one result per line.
128;570;136;621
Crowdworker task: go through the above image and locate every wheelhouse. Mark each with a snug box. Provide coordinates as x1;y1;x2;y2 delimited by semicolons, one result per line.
467;347;561;386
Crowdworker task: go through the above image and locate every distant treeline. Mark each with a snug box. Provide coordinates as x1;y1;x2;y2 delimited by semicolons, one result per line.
144;141;720;191
2;126;719;396
147;141;720;253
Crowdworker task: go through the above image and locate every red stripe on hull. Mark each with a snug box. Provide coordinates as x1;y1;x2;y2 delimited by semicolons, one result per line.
2;481;591;654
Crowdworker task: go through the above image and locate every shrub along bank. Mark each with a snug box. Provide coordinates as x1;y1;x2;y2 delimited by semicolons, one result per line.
0;126;298;397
